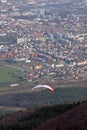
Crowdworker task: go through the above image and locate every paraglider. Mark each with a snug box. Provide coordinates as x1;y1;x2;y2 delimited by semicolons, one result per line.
31;85;54;92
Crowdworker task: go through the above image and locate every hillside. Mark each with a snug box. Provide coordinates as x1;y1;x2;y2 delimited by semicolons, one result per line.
0;102;86;130
35;102;87;130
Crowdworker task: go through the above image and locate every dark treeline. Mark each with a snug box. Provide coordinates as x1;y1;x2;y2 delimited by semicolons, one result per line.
0;101;85;130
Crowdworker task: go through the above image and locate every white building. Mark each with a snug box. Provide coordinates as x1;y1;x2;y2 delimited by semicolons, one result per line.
1;0;7;3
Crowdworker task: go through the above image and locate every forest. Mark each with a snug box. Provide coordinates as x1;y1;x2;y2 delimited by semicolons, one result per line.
0;101;83;130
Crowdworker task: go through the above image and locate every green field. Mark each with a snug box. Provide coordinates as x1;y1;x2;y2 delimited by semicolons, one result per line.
0;66;22;83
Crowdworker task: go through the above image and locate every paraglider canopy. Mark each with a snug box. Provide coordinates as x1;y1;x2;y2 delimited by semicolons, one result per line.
31;85;54;92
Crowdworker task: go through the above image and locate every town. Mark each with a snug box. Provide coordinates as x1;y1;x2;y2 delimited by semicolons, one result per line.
0;0;87;84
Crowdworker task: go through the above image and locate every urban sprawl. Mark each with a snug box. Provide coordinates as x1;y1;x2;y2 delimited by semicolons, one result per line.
0;0;87;83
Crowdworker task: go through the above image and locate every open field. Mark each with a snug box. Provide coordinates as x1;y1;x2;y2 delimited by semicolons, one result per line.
0;65;23;83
